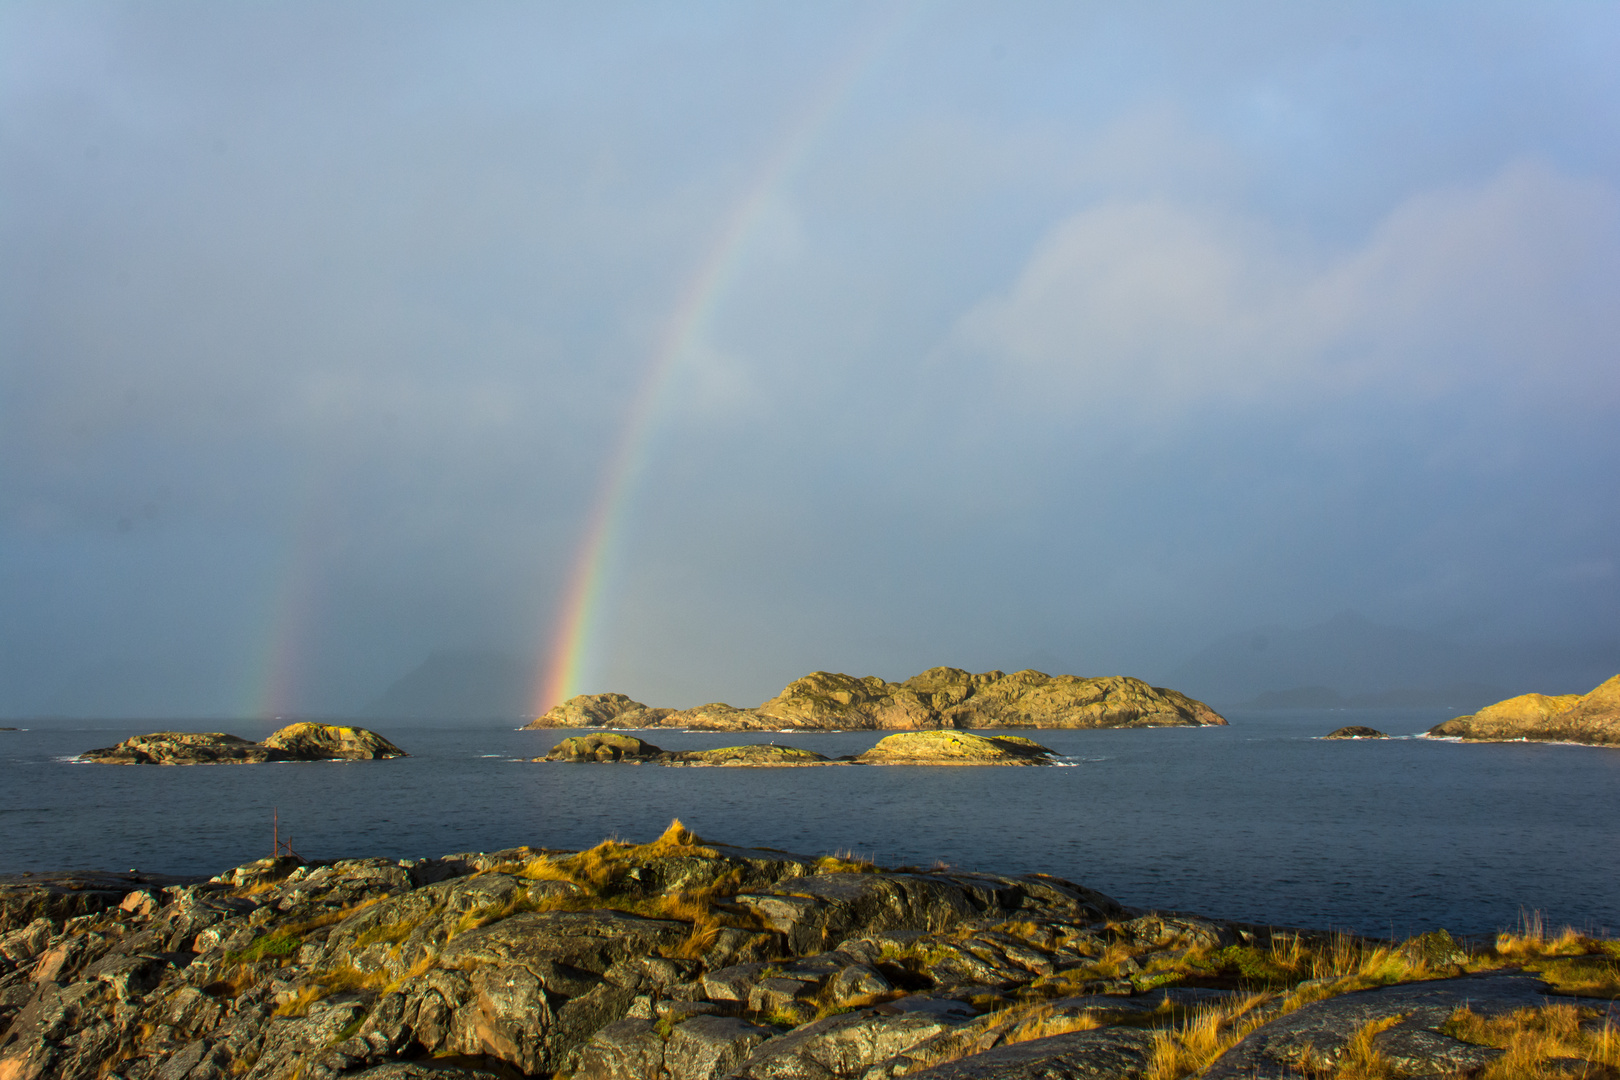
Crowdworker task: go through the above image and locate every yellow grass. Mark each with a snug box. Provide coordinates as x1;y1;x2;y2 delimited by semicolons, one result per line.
448;819;756;957
1144;993;1276;1080
1445;1003;1620;1080
1292;1014;1406;1079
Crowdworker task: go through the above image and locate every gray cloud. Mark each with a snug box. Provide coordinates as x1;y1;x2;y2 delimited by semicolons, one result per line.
3;2;1617;716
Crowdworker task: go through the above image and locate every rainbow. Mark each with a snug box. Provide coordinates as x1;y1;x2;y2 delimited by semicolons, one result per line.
531;8;915;717
246;481;326;719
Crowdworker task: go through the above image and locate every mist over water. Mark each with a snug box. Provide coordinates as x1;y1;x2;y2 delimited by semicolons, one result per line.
5;711;1617;941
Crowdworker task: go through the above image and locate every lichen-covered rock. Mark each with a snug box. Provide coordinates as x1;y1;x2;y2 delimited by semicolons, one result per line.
727;1005;969;1080
12;827;1610;1080
855;732;1058;766
900;1026;1158;1079
77;723;407;765
1428;675;1620;745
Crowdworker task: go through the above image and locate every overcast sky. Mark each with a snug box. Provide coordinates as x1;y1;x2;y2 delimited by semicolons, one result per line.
3;2;1617;717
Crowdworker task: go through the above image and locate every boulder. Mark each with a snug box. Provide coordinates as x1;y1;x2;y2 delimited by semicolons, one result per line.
900;1026;1157;1079
77;723;407;765
1323;726;1387;739
854;732;1058;766
726;1006;969;1080
1427;675;1620;745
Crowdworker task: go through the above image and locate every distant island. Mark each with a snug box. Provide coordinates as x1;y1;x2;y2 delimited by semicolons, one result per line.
526;667;1226;731
1427;675;1619;746
77;722;408;764
540;730;1062;766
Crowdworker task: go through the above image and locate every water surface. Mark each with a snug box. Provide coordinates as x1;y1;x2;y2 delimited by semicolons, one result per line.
2;709;1615;940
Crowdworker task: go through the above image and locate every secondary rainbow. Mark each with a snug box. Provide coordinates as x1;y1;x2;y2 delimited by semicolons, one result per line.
531;9;913;717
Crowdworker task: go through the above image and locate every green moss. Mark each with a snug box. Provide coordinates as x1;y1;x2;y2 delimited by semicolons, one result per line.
1206;945;1297;986
226;932;301;964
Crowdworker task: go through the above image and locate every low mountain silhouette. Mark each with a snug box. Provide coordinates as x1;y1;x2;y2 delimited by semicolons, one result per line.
1172;610;1614;706
1239;683;1511;711
365;650;532;719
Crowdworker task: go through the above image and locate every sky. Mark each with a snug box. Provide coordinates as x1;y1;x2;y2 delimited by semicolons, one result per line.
2;2;1617;718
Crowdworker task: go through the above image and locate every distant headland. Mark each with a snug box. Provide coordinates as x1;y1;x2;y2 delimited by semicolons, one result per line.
1428;675;1620;746
526;667;1226;731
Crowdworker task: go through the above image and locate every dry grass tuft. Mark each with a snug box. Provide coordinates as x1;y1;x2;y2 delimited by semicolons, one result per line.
1144;993;1276;1080
1444;1003;1620;1080
441;819;755;956
1291;1014;1406;1079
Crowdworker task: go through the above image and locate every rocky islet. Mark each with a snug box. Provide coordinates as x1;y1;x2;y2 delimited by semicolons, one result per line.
76;723;409;765
524;668;1227;732
537;731;1061;767
2;822;1616;1080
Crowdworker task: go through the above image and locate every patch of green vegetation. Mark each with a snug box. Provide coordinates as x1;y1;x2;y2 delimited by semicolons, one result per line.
226;931;301;964
1204;944;1299;986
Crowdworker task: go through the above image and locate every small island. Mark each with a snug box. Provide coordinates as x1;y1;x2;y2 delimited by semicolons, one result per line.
526;666;1226;732
537;730;1060;766
1323;726;1388;739
1427;675;1620;746
77;722;408;764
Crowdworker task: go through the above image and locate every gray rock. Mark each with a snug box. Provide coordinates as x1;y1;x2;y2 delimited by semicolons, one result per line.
1203;970;1560;1079
726;1006;968;1079
573;1017;667;1080
899;1027;1157;1079
344;1062;508;1079
669;1014;780;1080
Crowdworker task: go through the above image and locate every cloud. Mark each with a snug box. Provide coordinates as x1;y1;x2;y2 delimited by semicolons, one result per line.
954;160;1620;414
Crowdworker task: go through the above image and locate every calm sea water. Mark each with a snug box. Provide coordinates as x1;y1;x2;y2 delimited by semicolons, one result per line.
2;710;1616;941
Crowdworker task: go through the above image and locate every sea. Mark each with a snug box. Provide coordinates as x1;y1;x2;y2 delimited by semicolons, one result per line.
2;709;1616;942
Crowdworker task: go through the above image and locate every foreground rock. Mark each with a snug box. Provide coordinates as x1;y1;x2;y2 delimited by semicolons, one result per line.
526;668;1226;732
77;722;408;764
1428;674;1620;746
3;824;1614;1080
1323;726;1387;739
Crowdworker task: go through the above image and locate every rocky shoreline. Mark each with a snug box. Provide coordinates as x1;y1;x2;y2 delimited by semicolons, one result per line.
2;823;1615;1080
526;668;1226;732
